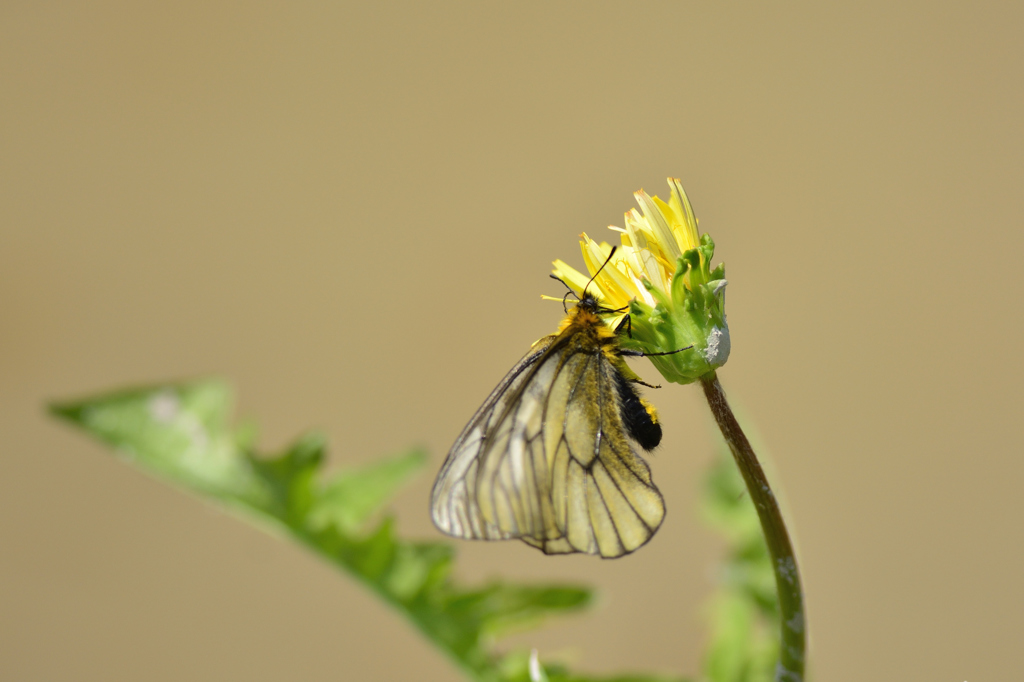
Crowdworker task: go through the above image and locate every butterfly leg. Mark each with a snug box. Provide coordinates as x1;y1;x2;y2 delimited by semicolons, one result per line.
618;344;693;358
614;314;633;339
617;344;693;389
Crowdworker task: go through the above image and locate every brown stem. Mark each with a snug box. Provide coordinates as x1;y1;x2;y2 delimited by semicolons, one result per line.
700;373;806;682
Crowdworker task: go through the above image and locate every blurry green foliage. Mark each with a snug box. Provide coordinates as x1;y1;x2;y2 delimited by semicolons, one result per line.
51;380;691;682
700;451;780;682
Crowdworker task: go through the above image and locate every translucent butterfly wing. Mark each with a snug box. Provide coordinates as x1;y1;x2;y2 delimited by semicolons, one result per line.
430;337;557;541
431;336;666;558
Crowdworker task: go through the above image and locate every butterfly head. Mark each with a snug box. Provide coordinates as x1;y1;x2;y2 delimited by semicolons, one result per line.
575;291;602;313
549;247;626;329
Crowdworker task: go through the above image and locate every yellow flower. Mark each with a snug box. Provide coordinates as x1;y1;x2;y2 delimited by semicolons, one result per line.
550;178;729;384
552;178;702;327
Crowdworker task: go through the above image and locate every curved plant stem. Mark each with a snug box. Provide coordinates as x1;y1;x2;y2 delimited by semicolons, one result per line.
700;373;806;682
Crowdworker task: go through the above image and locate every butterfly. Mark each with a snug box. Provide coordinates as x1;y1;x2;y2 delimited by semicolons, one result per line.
430;249;690;558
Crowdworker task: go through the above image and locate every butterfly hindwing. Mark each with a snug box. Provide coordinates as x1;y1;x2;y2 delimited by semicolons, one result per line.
546;347;664;556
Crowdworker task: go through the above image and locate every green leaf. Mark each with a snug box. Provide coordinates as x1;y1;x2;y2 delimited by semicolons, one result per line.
51;379;678;682
309;448;427;532
247;432;326;523
448;583;592;639
50;381;266;505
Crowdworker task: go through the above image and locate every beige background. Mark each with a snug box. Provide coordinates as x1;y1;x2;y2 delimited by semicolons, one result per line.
2;2;1022;681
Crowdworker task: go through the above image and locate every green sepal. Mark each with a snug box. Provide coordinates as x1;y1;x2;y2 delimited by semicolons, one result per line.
682;249;703;286
670;257;692;308
641;275;672;310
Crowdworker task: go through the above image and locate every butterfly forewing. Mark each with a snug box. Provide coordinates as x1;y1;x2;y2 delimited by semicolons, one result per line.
430;339;554;541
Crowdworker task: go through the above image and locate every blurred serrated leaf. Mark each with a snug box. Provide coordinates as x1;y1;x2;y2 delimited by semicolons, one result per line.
51;380;683;682
309;448;427;533
51;381;266;504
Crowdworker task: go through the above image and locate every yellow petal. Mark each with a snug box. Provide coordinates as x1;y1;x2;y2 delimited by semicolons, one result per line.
581;238;616;302
634;190;683;261
669;177;700;251
600;258;641;309
551;259;591;294
606;312;629;331
627;270;657;307
620;212;666;293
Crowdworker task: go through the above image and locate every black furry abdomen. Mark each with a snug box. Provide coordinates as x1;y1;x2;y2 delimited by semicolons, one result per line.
614;373;662;451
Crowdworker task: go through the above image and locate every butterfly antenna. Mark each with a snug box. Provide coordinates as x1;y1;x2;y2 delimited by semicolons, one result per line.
583;246;617;299
549;274;579;297
549;274;579;314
